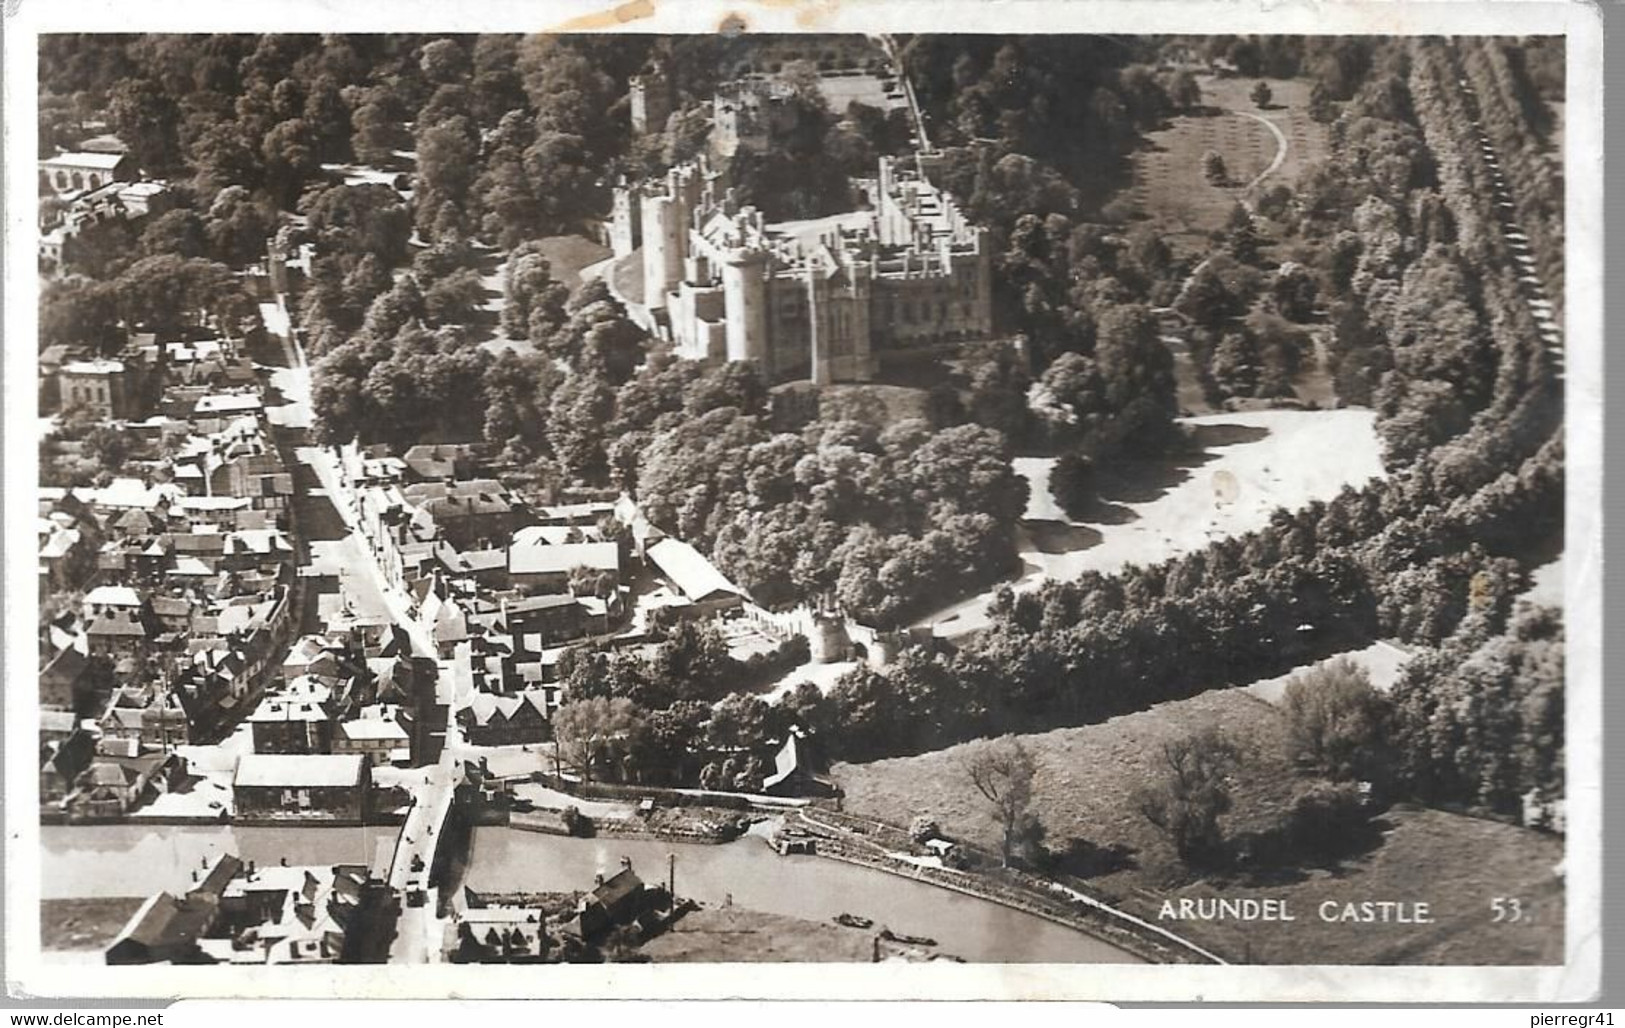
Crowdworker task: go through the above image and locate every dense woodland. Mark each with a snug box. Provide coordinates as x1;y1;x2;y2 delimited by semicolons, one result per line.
39;34;1567;822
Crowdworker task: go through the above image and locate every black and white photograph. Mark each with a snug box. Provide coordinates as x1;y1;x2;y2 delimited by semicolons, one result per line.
3;0;1603;1004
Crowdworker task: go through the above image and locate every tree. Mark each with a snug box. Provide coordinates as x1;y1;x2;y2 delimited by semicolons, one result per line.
1270;262;1320;323
962;735;1041;866
302;183;412;265
551;697;641;784
414;117;480;236
1167;69;1202;111
1135;727;1240;866
205;185;278;266
1308;82;1337;124
1202;149;1227;186
108;77;180;172
351;99;407;165
139;209;207;259
1049;452;1096;519
1280;658;1392;782
422;268;485;326
1250;80;1273;109
420;39;471;84
261;118;320;209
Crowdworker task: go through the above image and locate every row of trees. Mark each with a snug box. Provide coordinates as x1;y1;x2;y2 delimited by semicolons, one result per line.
1456;39;1564;323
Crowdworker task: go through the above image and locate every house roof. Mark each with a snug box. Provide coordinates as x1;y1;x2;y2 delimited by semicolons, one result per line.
233;754;366;789
647;538;740;603
85;585;141;607
150;596;193;617
193;393;263;415
508;541;619;577
88;613;147;637
503;594;581;615
338;718;409;743
62;358;124;375
168;556;215;577
512;524;602;547
40;710;79;734
592;867;644;912
82;478;175;510
247;695;331;724
42;151;128;171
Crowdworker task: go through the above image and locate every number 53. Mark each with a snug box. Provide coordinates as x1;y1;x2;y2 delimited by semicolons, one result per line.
1490;897;1524;922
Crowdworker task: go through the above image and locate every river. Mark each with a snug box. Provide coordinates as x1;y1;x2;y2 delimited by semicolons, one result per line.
465;827;1142;964
40;824;399;899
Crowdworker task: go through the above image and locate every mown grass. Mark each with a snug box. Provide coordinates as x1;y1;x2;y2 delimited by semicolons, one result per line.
1132;75;1331;258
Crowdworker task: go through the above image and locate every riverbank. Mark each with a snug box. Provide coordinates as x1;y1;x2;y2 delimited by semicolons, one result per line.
462;826;1139;963
785;809;1213;965
40;824;400;900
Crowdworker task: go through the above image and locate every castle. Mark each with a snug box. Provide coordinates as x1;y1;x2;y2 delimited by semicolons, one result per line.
610;153;993;385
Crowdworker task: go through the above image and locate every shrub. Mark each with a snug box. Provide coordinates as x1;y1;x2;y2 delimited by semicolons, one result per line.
909;815;943;844
1287;779;1373;860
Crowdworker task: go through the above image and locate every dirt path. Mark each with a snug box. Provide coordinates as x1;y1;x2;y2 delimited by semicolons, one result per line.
1233;108;1289;192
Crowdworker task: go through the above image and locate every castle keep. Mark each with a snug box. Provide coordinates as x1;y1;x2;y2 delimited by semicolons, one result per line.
612;154;993;385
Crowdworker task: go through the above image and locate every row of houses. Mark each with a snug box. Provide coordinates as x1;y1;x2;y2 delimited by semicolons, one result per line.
106;853;386;965
39;330;301;821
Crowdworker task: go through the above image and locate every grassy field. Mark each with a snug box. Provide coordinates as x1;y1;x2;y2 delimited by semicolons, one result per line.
832;686;1564;965
641;906;876;962
1132;74;1332;257
40;896;147;952
925;409;1384;638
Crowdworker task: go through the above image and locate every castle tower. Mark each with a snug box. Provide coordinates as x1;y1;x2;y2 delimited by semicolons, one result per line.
609;180;642;259
721;246;771;370
640;164;704;311
807;247;874;385
629;66;672;137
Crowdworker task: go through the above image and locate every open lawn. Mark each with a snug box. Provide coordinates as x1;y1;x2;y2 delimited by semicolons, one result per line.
833;685;1564;965
922;409;1385;638
1131;75;1331;258
1243;640;1413;705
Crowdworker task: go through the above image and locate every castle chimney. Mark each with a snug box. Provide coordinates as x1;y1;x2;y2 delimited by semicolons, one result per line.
620;856;633;871
594;873;605;887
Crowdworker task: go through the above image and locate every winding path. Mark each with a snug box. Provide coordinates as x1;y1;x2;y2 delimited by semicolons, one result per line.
1233;108;1289;193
